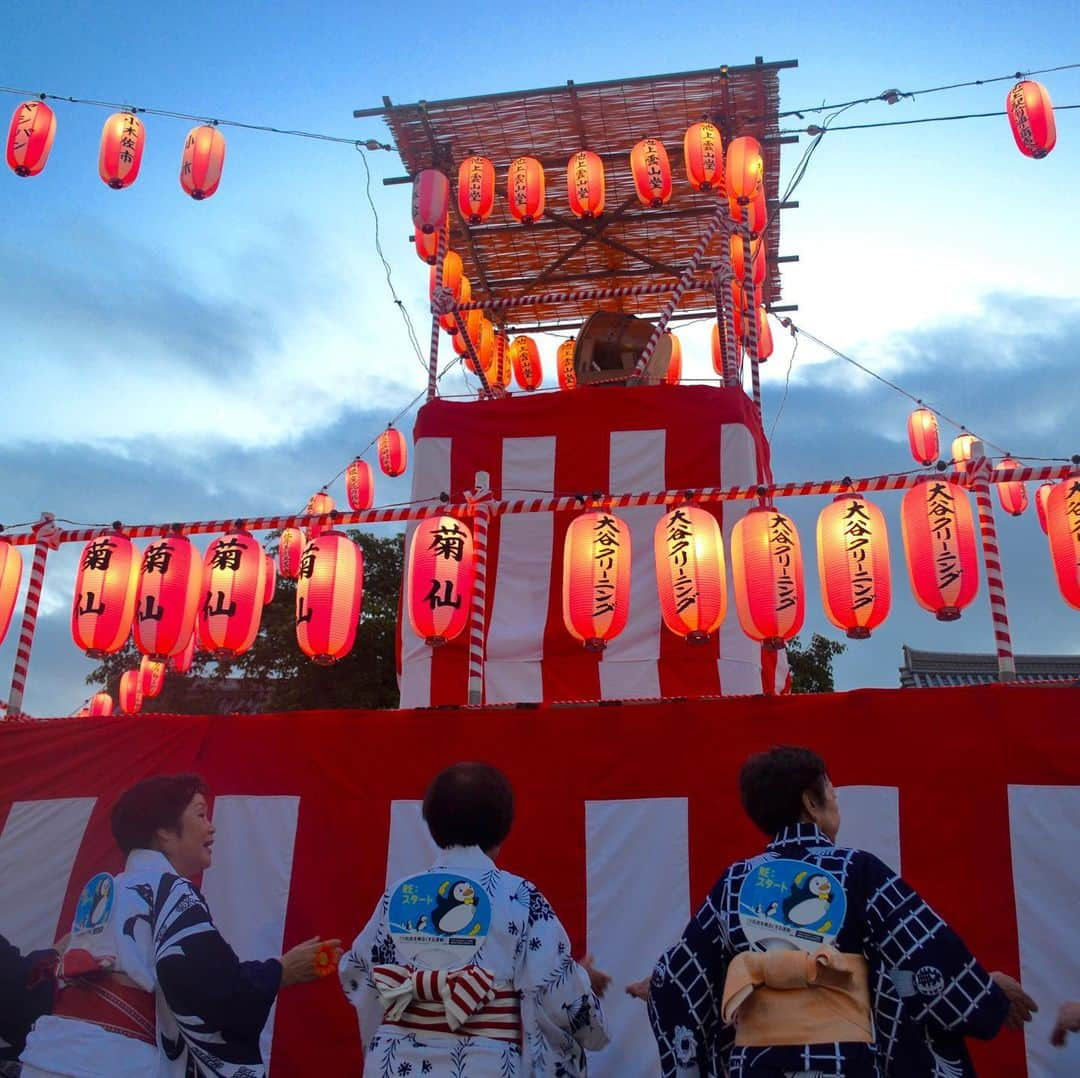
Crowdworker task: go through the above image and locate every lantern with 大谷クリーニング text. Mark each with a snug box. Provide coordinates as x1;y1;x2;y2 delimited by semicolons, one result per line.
731;505;805;649
562;510;632;650
1045;480;1080;609
654;505;726;643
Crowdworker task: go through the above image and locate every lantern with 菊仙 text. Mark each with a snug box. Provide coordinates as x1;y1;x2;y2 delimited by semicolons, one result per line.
87;692;114;717
414;221;447;265
1046;480;1080;609
665;333;682;385
457;155;495;223
730;234;765;286
6;100;56;177
72;533;139;658
180;124;226;200
557;339;577;390
901;479;979;621
630;138;672;208
305;490;335;539
172;627;196;674
99;112;145;190
907;408;939;467
264;554;276;605
994;457;1028;516
346;457;375;511
407;516;475;646
563;510;632;650
754;307;774;361
654;506;726;643
951;433;977;473
1035;482;1053;534
817;495;892;639
295;531;364;664
731;506;805;649
198;531;267;657
133;534;202;661
412;169;449;234
511;335;542;391
566;151;605;218
118;670;142;715
507;157;545;224
139;655;166;699
0;539;22;647
378;426;408;477
683;121;723;192
279;527;303;579
1007;81;1057;159
725;135;764;207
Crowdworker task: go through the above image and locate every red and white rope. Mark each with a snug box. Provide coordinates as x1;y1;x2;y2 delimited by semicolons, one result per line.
970;458;1016;681
5;534;55;719
427;228;447;402
455;275;718;314
467;500;491;705
451;310;495;400
739;212;763;417
713;264;739;388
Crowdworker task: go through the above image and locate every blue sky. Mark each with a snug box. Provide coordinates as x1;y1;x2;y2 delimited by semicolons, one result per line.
2;2;1078;715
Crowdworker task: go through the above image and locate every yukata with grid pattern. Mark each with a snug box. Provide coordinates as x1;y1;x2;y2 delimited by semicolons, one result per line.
647;823;1008;1077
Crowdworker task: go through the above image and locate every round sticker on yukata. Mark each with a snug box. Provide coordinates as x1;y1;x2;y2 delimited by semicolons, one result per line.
387;872;491;970
73;872;115;935
737;859;846;951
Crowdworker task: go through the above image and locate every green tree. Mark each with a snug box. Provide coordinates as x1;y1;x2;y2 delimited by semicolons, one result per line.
87;530;403;713
785;633;846;694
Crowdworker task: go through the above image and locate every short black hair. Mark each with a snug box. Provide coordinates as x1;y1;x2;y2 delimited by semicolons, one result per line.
422;762;514;851
739;746;828;836
110;774;209;856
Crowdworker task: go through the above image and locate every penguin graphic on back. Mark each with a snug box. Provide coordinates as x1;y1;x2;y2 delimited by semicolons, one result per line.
432;878;479;935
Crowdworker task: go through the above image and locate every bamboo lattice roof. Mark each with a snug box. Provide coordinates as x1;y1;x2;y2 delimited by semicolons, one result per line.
357;60;798;331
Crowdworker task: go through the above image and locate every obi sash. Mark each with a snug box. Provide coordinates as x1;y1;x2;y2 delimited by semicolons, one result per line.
721;946;873;1047
52;975;156;1047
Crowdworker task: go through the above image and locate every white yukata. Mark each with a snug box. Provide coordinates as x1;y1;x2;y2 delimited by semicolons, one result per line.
341;845;609;1076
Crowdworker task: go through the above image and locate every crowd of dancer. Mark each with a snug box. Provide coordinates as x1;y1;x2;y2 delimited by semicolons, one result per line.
2;749;1078;1076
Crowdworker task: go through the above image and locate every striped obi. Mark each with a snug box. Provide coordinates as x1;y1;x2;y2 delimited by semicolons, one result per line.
373;964;522;1043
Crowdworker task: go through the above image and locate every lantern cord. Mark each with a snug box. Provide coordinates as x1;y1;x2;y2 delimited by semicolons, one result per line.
768;328;800;442
781;102;1080;137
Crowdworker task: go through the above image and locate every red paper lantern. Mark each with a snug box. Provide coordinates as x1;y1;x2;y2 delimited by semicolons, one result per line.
731;187;768;234
264;554;276;605
683;121;723;192
99;112;145;190
725;135;764;205
994;457;1028;517
507;157;545;224
431;249;463;300
730;234;765;286
87;692;114;717
460;309;485;373
566;151;605;218
457;155;496;223
139;655;166;699
951;433;977;473
1035;482;1054;534
901;479;979;621
711;322;724;377
665;333;682;385
407;516;475;645
305;490;335;539
817;495;892;639
441;274;471;334
731;506;805;649
630;138;672;208
180;124;226;200
1007;81;1057;159
133;535;202;660
346;458;375;511
491;330;512;389
72;533;139;658
654;506;726;642
198;531;267;657
171;629;196;674
557;339;577;390
562;510;632;650
279;527;303;579
378;426;408;477
477;318;496;380
6;100;57;177
415;221;447;265
754;307;774;361
295;531;364;664
118;670;143;715
511;335;542;391
0;539;22;647
907;408;939;467
1046;480;1080;608
412;169;449;234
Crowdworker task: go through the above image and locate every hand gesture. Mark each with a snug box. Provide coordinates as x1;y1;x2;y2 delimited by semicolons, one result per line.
1051;1000;1080;1047
990;971;1038;1031
625;976;651;1001
579;953;612;998
280;936;343;987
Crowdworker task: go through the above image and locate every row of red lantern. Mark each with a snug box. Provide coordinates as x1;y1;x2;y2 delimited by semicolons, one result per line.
5;102;227;198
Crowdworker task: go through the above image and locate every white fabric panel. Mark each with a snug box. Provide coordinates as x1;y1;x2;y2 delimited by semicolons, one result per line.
200;795;300;1069
586;798;690;1077
399;436;452;708
0;798;95;950
485;437;556;704
599;659;662;701
1008;785;1080;1077
385;799;439;888
835;786;901;874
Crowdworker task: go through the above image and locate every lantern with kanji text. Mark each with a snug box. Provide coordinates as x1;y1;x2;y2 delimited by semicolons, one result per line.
346;457;375;511
407;516;475;645
180;124;226;200
378;426;408;477
994;457;1028;516
817;495;891;639
197;531;267;657
133;534;203;661
457;155;496;223
0;539;21;647
412;169;449;233
99;112;145;190
507;157;545;224
72;533;139;658
563;510;632;650
901;479;979;621
118;669;143;715
566;151;605;218
951;433;977;473
630;138;672;208
907;408;939;467
683;121;723;192
731;506;805;649
665;333;682;385
511;335;542;391
139;656;166;699
492;330;511;389
279;527;303;579
725;135;764;206
305;490;336;539
1007;81;1057;159
295;531;364;663
1045;480;1080;609
6;100;56;177
87;692;114;717
1035;482;1053;534
654;506;726;642
557;339;577;390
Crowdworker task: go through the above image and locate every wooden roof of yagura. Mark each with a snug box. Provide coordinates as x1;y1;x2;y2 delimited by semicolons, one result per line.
356;60;798;332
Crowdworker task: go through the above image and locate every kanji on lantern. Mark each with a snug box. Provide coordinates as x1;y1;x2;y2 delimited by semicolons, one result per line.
0;538;21;647
279;527;303;579
507;156;545;224
138;655;167;699
133;534;203;661
99;112;145;190
180;124;226;200
1045;480;1080;608
407;516;476;646
295;531;364;664
557;339;577;390
683;121;723;191
6;100;57;178
907;408;939;467
654;506;726;642
562;510;632;650
629;138;672;208
346;457;375;511
412;169;450;233
378;426;408;477
87;692;114;717
511;335;542;391
457;155;496;223
118;669;143;715
72;533;139;658
994;457;1028;517
566;150;605;218
197;531;267;657
1006;80;1056;159
731;506;805;649
492;329;512;389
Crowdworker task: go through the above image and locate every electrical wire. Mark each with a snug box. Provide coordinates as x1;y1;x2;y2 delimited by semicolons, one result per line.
782;102;1079;137
768;323;799;441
